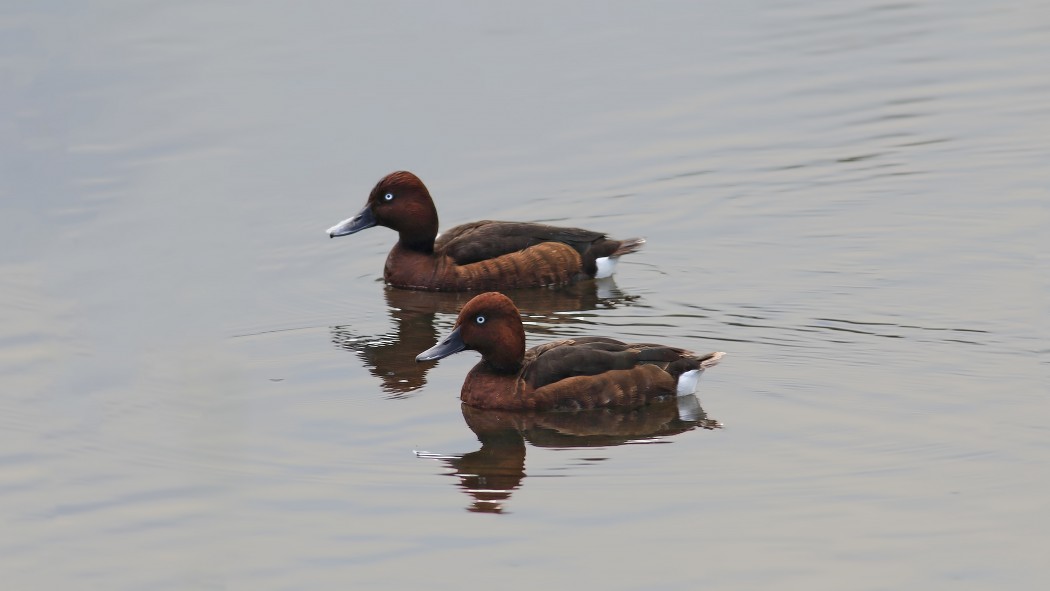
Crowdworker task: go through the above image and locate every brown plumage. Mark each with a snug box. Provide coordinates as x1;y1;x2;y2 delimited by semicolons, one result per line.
326;171;645;291
416;292;725;411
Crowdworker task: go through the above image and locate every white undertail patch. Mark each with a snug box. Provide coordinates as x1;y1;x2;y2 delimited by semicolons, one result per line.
594;256;618;278
676;369;702;396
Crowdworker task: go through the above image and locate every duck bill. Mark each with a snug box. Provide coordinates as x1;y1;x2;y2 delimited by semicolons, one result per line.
327;204;376;237
416;326;466;362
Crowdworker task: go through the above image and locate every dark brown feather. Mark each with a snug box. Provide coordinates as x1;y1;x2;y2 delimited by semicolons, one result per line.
385;240;585;291
438;221;606;265
436;293;725;411
334;171;645;290
522;338;715;390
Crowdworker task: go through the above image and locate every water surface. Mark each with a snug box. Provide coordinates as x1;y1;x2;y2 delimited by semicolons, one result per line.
1;1;1047;589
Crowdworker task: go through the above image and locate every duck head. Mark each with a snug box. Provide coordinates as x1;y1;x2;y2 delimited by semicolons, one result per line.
416;292;526;372
327;171;440;252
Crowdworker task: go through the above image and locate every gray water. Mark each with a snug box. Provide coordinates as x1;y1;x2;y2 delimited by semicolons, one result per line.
2;1;1048;589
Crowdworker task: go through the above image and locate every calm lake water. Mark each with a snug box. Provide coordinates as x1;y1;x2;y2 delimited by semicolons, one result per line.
2;1;1048;589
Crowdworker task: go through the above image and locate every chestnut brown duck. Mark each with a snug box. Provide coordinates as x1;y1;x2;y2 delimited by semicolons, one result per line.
416;292;725;411
326;171;645;291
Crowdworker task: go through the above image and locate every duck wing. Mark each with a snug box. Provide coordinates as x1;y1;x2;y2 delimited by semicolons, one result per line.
522;337;696;390
437;221;607;265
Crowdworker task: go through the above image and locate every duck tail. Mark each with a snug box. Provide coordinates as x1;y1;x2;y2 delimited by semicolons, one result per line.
611;237;646;258
674;351;725;396
698;351;725;369
590;237;645;278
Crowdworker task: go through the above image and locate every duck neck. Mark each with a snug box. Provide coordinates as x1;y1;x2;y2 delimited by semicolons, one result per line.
482;327;526;374
484;357;523;374
396;202;440;253
398;231;436;253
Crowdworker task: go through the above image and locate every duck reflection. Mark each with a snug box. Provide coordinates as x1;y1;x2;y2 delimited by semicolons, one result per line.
418;396;720;513
329;279;638;396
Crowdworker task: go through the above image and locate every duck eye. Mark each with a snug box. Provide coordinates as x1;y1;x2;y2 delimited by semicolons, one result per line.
475;315;486;325
382;192;394;202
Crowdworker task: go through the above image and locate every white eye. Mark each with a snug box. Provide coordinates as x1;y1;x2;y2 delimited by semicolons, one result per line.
383;192;394;201
475;315;486;324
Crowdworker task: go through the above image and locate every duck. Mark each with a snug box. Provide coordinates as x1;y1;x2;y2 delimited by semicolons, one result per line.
326;171;645;291
415;292;725;411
